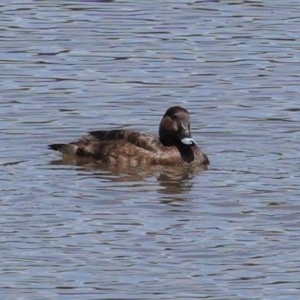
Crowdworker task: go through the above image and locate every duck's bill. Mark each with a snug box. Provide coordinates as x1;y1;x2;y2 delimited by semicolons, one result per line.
181;137;196;145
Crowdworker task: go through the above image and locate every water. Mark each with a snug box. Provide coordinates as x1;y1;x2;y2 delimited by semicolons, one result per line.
1;0;300;299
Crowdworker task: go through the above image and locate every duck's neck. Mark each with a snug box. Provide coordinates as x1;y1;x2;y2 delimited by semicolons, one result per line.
159;127;178;146
176;142;195;163
160;137;176;147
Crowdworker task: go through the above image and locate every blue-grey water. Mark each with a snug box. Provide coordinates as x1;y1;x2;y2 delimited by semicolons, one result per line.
1;0;300;299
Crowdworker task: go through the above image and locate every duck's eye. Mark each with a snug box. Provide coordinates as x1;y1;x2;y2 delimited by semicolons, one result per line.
171;115;178;120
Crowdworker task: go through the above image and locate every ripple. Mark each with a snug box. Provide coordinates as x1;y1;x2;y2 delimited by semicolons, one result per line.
0;0;300;299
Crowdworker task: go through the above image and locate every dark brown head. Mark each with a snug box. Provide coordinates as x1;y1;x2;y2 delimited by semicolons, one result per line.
159;106;196;147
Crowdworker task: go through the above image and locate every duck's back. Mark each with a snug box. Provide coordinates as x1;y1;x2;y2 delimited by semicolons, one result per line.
90;130;162;152
87;130;165;165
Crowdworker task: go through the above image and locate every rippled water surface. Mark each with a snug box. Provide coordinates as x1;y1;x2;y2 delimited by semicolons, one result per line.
1;0;300;299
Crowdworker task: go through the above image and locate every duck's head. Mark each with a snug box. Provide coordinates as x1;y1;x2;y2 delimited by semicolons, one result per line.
159;106;196;147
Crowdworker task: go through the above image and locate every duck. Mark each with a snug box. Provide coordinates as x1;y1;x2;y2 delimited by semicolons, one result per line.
48;106;209;167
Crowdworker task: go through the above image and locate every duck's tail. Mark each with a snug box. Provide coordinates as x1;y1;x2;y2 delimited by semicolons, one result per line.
48;143;78;155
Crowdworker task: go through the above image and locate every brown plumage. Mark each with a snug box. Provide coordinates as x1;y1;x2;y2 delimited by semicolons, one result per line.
48;106;209;167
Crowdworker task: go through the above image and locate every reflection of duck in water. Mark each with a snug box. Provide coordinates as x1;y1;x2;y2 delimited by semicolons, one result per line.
48;106;209;168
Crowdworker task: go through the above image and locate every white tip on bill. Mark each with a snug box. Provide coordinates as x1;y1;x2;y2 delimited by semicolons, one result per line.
181;137;196;145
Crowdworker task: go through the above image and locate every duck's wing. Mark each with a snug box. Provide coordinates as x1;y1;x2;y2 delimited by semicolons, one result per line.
89;130;134;141
89;130;162;152
49;130;162;160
